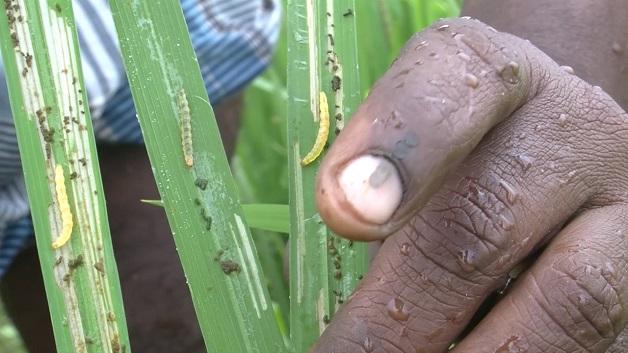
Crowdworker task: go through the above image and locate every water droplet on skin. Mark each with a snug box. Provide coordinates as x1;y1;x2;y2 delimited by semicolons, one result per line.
400;243;411;256
534;124;542;131
362;336;374;352
516;155;534;171
457;52;471;61
437;24;450;31
464;73;479;88
499;180;519;205
560;65;575;75
517;132;526;139
498;214;514;231
415;60;424;65
418;272;428;282
612;42;624;55
414;40;428;50
386;297;410;321
498;61;520;84
429;52;439;59
558;113;568;127
457;250;475;272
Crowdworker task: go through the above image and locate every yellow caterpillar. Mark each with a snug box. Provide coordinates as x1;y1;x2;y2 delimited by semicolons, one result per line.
52;164;73;249
178;89;193;168
301;91;330;166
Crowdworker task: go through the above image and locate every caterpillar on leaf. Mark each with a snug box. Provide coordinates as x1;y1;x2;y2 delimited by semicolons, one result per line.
52;164;73;249
178;89;193;168
301;91;330;166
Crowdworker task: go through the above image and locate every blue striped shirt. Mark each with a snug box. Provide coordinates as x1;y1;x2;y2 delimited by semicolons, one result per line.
0;0;280;276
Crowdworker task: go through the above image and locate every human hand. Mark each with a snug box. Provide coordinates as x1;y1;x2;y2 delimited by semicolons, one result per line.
312;18;628;353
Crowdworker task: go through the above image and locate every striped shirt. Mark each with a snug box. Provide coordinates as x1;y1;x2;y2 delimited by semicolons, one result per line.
0;0;280;277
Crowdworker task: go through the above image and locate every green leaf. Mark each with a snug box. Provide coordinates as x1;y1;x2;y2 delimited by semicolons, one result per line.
140;199;164;207
242;204;290;234
107;0;287;352
0;1;130;352
287;0;368;350
139;201;290;234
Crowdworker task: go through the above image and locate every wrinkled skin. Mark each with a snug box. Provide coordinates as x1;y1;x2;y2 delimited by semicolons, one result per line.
313;1;628;353
0;94;242;353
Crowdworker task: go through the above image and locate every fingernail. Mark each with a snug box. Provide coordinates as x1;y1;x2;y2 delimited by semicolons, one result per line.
338;155;402;224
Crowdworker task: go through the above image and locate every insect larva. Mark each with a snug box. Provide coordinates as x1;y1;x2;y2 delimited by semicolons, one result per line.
301;91;330;166
52;164;73;249
178;89;193;168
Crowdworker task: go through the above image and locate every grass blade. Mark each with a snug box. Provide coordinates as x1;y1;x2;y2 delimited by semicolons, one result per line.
324;0;369;317
106;0;287;352
137;202;290;234
0;1;131;352
287;0;367;350
242;204;290;234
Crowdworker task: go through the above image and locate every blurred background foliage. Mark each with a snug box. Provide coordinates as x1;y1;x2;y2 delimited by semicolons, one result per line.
0;0;459;351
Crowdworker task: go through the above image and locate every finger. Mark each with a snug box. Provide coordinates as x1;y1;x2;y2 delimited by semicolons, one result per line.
451;205;628;353
316;18;544;241
312;55;628;352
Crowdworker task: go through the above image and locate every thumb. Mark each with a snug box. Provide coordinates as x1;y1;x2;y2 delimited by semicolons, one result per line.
315;18;540;241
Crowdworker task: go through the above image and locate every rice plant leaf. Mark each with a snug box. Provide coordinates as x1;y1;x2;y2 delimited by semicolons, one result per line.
242;204;290;234
0;1;131;352
287;0;368;350
139;201;290;235
140;199;164;207
106;0;287;352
